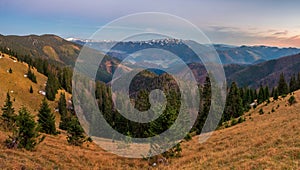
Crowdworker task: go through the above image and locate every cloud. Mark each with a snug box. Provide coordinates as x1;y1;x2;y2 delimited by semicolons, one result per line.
272;30;288;36
203;26;300;47
208;26;239;32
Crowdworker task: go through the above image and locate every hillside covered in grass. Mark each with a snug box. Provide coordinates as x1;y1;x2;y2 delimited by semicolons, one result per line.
0;52;298;169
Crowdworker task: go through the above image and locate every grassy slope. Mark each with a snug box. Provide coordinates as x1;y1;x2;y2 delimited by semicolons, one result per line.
0;53;299;169
0;53;48;114
170;92;300;170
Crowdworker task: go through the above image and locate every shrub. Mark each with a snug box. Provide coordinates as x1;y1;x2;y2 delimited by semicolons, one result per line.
237;117;245;123
259;108;264;115
288;95;296;105
184;133;192;141
224;122;230;128
231;118;238;126
271;107;275;112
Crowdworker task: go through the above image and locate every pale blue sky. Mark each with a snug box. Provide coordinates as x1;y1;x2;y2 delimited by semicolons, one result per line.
1;0;300;47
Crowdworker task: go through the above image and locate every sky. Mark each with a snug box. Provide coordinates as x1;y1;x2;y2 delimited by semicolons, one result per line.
1;0;300;47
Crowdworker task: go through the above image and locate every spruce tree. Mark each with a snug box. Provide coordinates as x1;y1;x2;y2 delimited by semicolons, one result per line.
297;72;300;90
264;86;270;101
271;87;275;97
289;74;297;93
197;76;211;134
223;82;243;121
5;107;44;150
29;86;33;93
67;116;86;146
1;92;16;130
277;73;288;96
27;68;37;83
273;88;279;100
37;98;57;135
58;93;69;130
257;85;265;104
45;73;60;101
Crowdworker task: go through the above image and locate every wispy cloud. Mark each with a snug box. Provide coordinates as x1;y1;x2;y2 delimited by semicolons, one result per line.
204;26;300;47
272;30;288;36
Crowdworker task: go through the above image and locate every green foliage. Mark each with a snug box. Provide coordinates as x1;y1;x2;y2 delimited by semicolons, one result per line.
27;68;37;83
45;73;60;101
58;93;70;130
1;92;16;130
58;67;73;93
271;107;275;112
259;108;264;115
5;107;44;150
37;98;57;135
277;73;288;96
196;76;211;134
289;74;297;93
184;133;192;141
8;68;12;74
230;118;238;126
237;117;245;123
29;86;33;93
273;88;279;100
288;95;296;105
223;82;244;121
67;117;86;146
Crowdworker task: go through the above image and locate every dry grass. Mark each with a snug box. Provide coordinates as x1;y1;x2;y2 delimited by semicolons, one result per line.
166;92;300;170
0;53;299;169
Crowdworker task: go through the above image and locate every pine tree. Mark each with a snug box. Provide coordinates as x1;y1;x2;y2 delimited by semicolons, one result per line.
45;73;60;101
27;68;37;83
1;92;16;130
271;87;275;97
277;73;288;96
223;82;243;121
58;93;69;130
273;88;279;100
297;72;300;90
197;76;211;134
289;74;297;93
264;86;270;101
257;85;265;104
29;86;33;93
67;116;86;146
5;107;44;150
37;98;57;135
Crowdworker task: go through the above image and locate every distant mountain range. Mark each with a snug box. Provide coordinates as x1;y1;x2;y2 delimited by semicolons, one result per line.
1;34;300;89
70;38;300;65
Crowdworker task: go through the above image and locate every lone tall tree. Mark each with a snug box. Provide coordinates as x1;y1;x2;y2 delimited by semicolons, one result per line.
37;98;57;135
1;92;16;130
